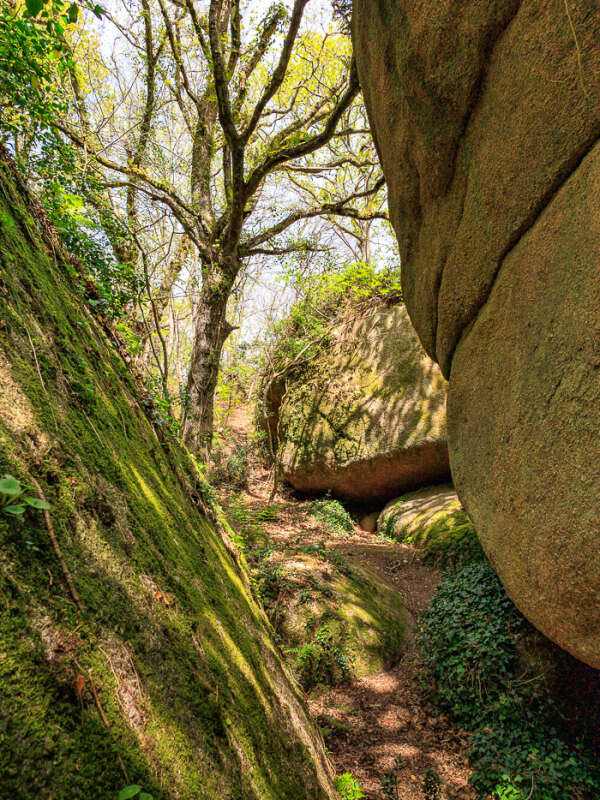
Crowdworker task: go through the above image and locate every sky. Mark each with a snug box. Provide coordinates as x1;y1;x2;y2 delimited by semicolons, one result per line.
87;0;397;347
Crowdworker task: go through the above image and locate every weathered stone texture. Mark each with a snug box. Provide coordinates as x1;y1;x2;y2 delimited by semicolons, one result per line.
354;0;600;666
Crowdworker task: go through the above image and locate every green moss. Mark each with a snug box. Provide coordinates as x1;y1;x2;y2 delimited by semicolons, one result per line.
274;307;447;473
255;546;407;687
0;158;332;799
379;488;484;569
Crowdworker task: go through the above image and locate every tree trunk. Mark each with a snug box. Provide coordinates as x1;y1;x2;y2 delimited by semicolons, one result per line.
182;269;234;458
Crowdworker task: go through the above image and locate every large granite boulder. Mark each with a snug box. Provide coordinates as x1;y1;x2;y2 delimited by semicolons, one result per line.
274;304;449;502
354;0;600;667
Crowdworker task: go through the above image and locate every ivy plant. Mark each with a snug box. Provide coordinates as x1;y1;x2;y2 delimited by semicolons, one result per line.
118;786;153;800
418;562;600;799
0;474;50;518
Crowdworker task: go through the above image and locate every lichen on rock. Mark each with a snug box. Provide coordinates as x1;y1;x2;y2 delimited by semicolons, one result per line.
276;304;449;502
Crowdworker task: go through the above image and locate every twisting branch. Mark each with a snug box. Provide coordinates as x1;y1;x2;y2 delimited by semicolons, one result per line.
233;6;285;114
244;58;360;197
239;175;385;253
158;0;199;106
241;0;310;142
208;0;240;150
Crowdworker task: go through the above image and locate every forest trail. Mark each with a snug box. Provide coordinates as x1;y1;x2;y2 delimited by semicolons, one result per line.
217;407;475;800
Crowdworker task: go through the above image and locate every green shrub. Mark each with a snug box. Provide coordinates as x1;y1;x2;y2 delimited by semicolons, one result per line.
0;474;50;518
418;562;600;799
309;497;355;536
380;754;404;799
288;623;352;689
210;442;249;489
334;772;365;799
422;769;441;800
253;559;288;602
224;495;281;551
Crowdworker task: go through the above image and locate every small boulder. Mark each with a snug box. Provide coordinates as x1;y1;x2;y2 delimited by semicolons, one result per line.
378;485;483;567
256;547;408;687
359;511;379;533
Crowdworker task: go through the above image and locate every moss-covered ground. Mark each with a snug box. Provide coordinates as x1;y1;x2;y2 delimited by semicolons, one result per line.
0;156;334;799
255;545;407;688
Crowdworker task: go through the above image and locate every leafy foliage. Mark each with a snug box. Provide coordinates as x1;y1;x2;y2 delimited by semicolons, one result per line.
210;442;250;489
0;6;68;137
334;772;365;799
381;754;405;799
422;769;442;800
288;622;353;689
418;562;600;799
0;0;102;138
42;181;142;319
225;494;281;554
308;497;355;536
0;474;50;518
254;560;287;603
268;262;402;371
118;787;153;800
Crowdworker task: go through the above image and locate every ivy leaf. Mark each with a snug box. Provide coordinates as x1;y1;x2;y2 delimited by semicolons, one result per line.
25;0;45;15
24;496;51;510
118;787;141;800
0;476;21;496
4;505;25;516
67;2;78;22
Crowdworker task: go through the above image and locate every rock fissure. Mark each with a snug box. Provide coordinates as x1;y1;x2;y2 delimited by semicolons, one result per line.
432;2;522;370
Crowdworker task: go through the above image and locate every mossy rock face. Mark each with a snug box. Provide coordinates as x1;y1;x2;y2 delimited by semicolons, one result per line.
256;548;408;688
378;485;484;569
354;0;600;668
277;305;449;502
0;154;335;799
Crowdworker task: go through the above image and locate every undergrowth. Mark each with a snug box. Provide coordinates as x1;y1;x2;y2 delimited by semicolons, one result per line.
210;436;250;489
288;621;353;688
334;772;365;799
418;562;600;799
308;497;355;536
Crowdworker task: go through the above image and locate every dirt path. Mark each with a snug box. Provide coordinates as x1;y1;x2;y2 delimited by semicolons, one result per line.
216;409;475;799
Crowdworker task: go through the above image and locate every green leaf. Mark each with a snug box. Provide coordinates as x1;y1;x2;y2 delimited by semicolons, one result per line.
118;787;141;800
4;505;25;516
25;0;45;15
67;2;78;22
24;496;51;510
139;794;153;800
0;476;21;496
93;4;104;18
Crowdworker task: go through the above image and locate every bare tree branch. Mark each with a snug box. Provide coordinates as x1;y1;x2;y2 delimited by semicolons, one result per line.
240;175;385;253
241;0;310;143
244;58;360;198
